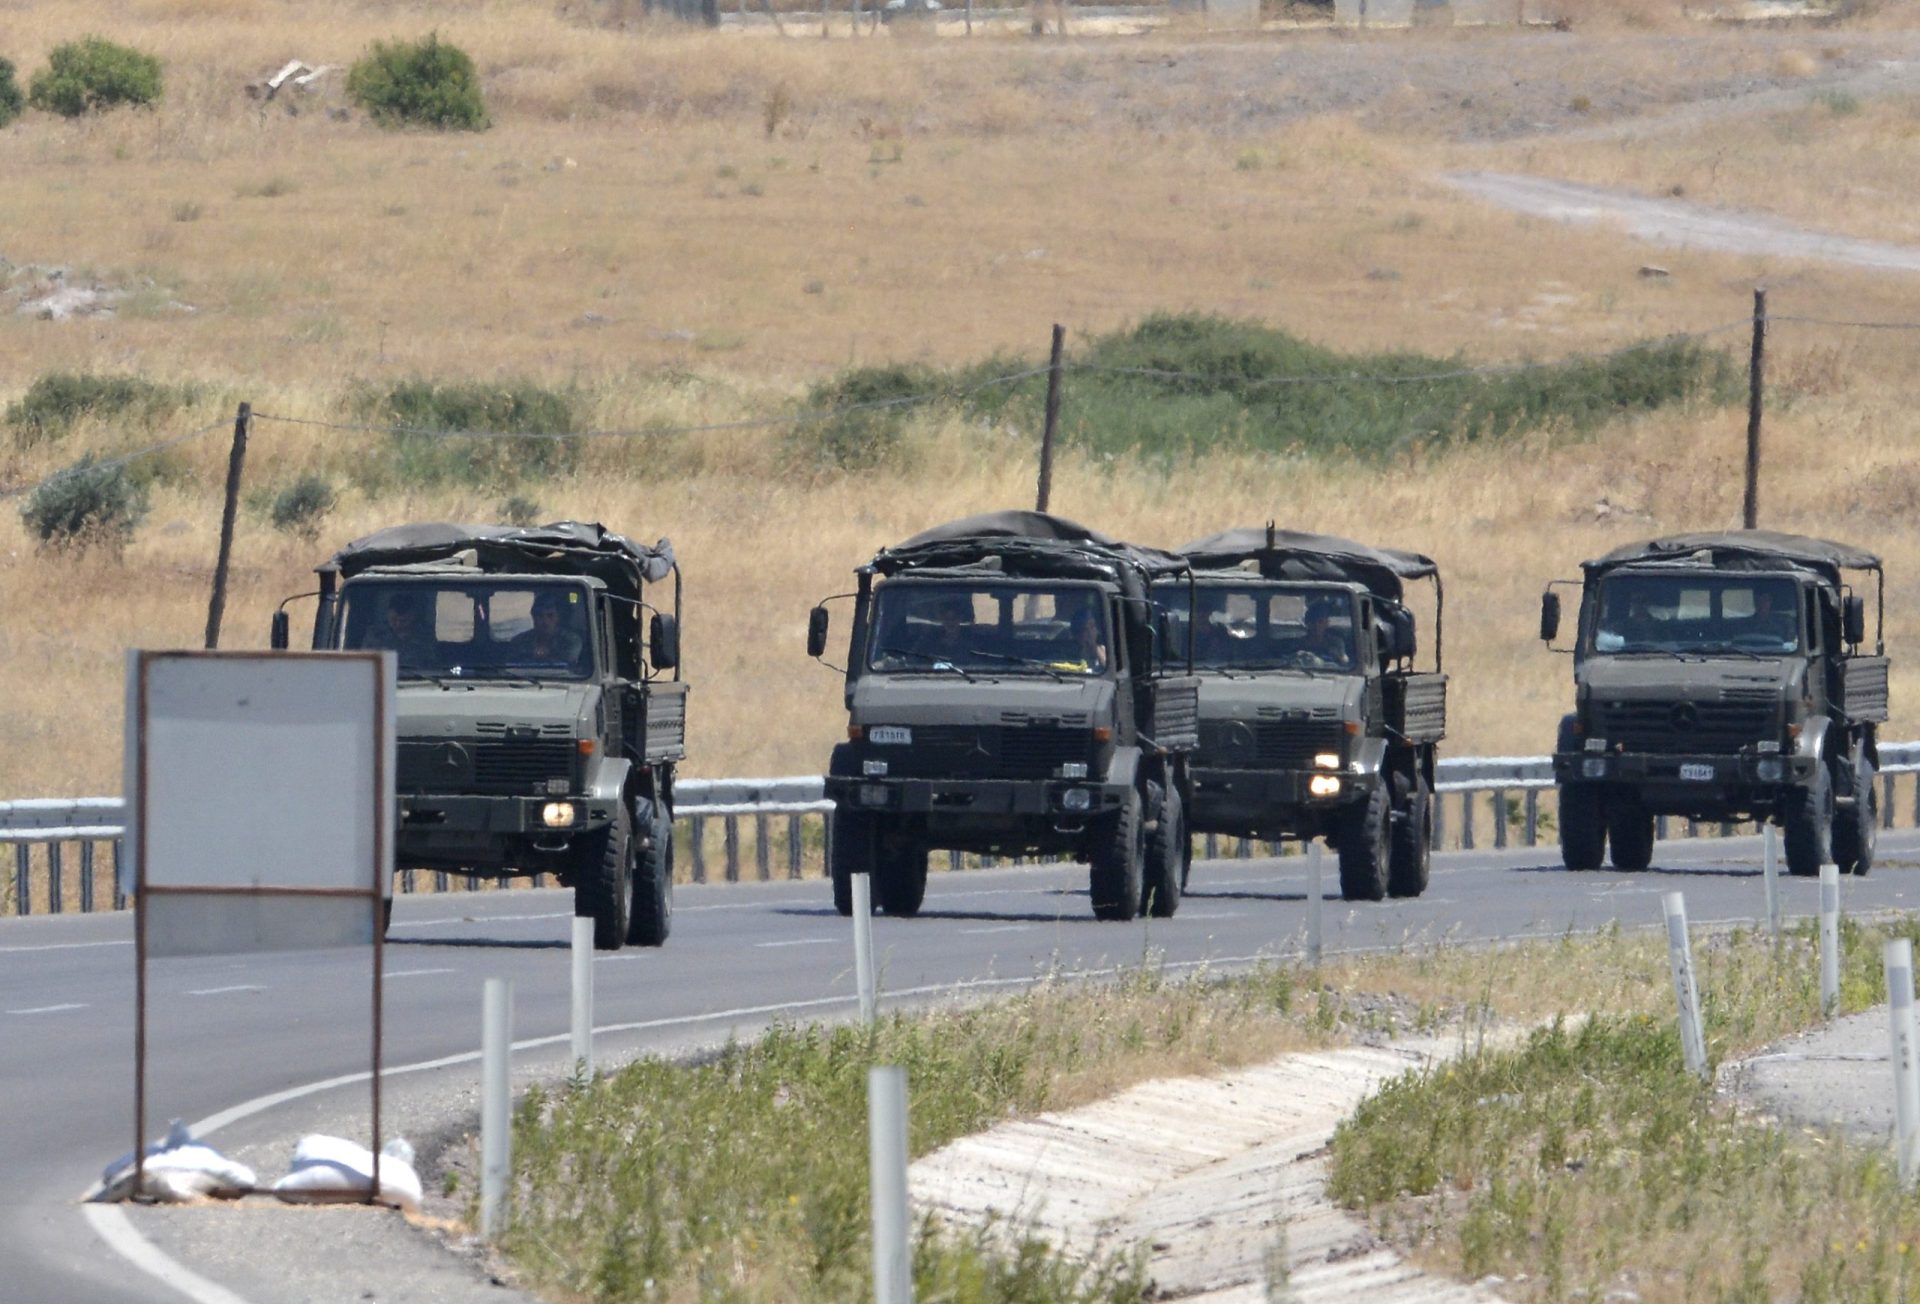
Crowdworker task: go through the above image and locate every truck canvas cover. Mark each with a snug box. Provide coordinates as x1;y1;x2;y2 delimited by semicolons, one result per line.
322;522;675;601
1585;531;1880;582
876;510;1189;595
1175;528;1437;603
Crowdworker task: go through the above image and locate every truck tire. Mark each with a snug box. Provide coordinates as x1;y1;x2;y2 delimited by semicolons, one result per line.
874;839;928;917
574;801;634;951
1832;754;1877;878
829;808;870;917
1783;764;1833;878
1338;782;1390;902
1606;802;1655;871
627;800;673;947
1388;772;1431;899
1558;784;1605;871
1144;782;1184;919
1090;787;1145;921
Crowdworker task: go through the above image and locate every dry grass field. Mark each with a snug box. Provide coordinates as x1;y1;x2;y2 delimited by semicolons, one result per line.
3;0;1920;798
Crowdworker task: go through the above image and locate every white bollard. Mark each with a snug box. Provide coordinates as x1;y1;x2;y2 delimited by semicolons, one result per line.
867;1065;913;1304
1662;892;1708;1078
1306;842;1324;968
481;978;513;1237
1761;824;1781;949
853;872;877;1025
1820;863;1841;1019
1885;939;1920;1186
571;916;594;1081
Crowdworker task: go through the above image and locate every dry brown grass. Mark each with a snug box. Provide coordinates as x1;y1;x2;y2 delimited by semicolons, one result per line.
4;2;1920;799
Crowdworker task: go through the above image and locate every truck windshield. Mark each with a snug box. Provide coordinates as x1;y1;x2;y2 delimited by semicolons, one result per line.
340;580;595;680
868;583;1110;676
1154;582;1359;672
1593;574;1801;656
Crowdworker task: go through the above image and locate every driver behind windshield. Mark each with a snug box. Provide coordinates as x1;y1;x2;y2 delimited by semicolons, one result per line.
507;591;585;666
1296;600;1354;668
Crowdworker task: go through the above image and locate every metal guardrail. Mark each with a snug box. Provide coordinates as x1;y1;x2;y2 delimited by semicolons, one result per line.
9;747;1920;915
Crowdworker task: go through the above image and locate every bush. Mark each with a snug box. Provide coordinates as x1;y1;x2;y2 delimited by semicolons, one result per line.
0;58;24;128
28;37;162;118
500;494;542;526
6;374;185;448
20;455;150;552
789;364;944;471
346;33;488;131
269;475;338;541
359;379;577;490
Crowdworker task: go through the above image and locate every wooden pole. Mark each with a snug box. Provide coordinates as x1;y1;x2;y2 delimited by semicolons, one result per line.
1743;287;1766;531
1036;324;1065;512
204;402;251;650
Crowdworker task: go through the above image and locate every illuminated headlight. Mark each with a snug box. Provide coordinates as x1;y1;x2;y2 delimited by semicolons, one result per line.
541;802;577;828
1308;775;1342;797
1581;757;1607;779
1584;737;1608;754
863;759;889;777
1057;762;1089;779
1313;753;1341;770
1062;788;1092;812
1756;758;1786;783
860;784;889;807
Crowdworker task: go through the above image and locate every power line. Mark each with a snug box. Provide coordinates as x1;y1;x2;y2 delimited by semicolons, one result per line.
1770;314;1920;333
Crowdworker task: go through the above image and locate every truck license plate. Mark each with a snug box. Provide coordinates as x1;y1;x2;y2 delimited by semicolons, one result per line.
1679;763;1714;781
869;726;912;745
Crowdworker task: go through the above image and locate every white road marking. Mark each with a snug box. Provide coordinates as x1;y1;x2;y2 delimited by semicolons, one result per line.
187;985;265;997
1175;912;1239;920
6;1002;86;1015
755;937;840;948
385;968;457;979
0;938;132;954
961;925;1034;935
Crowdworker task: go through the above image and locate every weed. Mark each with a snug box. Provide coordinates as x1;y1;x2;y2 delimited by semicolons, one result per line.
764;82;793;138
28;37;162;118
788;364;944;471
1813;88;1862;116
268;474;338;542
356;379;578;491
169;200;203;223
500;493;542;526
5;374;185;448
347;33;488;132
235;176;298;200
20;455;150;553
0;57;23;127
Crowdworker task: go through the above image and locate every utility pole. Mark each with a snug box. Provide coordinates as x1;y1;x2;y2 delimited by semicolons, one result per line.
1743;288;1766;531
1036;324;1065;513
204;402;251;649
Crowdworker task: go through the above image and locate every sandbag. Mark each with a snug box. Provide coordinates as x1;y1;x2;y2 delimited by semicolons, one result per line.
271;1134;422;1212
98;1119;257;1203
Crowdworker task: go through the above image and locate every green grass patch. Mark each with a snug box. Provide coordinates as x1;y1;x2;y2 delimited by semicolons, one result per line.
1330;918;1920;1302
789;312;1738;468
6;373;191;448
354;378;580;492
0;57;24;128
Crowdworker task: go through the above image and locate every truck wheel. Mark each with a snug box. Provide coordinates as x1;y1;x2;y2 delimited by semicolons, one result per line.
1558;784;1605;871
874;839;928;917
1144;783;1184;919
1783;764;1833;878
1388;773;1431;899
627;801;673;947
380;897;394;936
1832;755;1877;878
1090;787;1145;921
829;808;871;917
1337;782;1390;902
574;801;634;951
1606;802;1655;872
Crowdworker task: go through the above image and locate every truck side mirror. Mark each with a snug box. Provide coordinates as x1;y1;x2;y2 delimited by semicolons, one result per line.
1844;595;1866;647
807;606;831;659
270;610;290;651
650;613;679;670
1157;611;1183;665
1388;607;1416;662
1539;592;1561;643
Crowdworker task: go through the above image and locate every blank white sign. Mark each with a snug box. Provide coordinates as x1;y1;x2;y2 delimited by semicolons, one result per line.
124;652;394;955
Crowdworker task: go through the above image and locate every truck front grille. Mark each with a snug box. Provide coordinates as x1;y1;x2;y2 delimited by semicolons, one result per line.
398;739;575;794
1598;699;1776;755
1197;719;1347;770
876;726;1091;780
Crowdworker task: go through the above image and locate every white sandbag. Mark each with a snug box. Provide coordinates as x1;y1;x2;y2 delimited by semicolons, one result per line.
271;1134;423;1212
98;1119;258;1203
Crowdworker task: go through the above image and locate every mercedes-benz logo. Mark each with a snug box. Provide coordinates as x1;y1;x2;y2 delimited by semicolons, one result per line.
1669;703;1699;732
1223;721;1256;760
439;742;470;771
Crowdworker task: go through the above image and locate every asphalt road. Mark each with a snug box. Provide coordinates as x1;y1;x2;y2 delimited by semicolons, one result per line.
6;831;1919;1303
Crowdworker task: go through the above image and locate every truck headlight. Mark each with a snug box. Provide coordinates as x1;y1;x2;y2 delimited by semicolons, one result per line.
1056;762;1089;779
860;784;889;807
1584;737;1608;754
1756;758;1785;783
1313;753;1340;770
863;759;889;777
1581;757;1607;780
1308;775;1342;797
1062;788;1092;812
541;801;577;828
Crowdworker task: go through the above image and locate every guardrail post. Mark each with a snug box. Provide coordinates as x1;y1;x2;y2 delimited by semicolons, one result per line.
1719;820;1734;838
1204;833;1218;859
1656;814;1669;840
1237;837;1251;860
1461;792;1475;851
80;841;95;913
1492;788;1508;850
1524;790;1538;847
112;839;126;911
435;870;450;893
1433;793;1446;851
1820;863;1841;1019
724;816;741;883
1885;771;1898;831
1663;892;1709;1078
690;814;708;884
1911;769;1920;829
1886;938;1920;1187
47;842;63;915
14;844;30;915
755;812;771;882
787;814;804;880
947;848;961;872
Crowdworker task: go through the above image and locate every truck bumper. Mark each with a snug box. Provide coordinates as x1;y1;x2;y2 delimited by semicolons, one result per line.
1553;750;1817;809
396;793;618;865
824;775;1127;817
1188;765;1365;833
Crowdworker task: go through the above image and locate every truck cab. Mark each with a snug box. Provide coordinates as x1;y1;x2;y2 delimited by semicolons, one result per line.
1542;531;1888;877
275;522;688;949
1157;527;1446;901
808;511;1199;921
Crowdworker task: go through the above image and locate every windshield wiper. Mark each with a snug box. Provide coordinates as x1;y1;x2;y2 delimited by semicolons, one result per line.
874;645;977;682
1682;645;1767;662
966;648;1069;682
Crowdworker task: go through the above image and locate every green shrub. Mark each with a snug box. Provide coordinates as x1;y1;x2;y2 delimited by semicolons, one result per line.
28;37;163;118
346;33;488;131
0;58;24;128
358;379;577;490
5;374;185;448
269;475;338;541
500;493;542;526
789;363;944;470
20;455;150;552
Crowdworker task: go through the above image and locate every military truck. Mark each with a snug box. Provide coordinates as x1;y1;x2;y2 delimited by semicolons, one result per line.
1540;531;1889;878
806;511;1200;921
1156;528;1446;902
272;522;688;949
